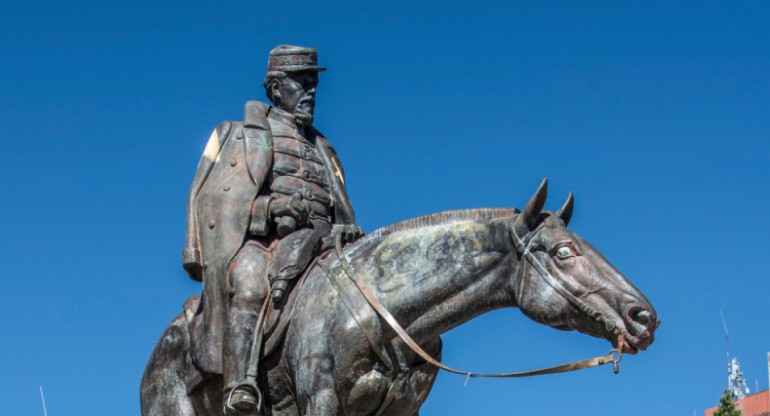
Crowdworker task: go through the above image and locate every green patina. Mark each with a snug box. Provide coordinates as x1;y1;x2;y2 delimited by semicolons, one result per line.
255;136;273;151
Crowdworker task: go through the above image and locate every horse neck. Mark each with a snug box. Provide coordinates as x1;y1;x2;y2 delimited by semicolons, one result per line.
348;214;519;343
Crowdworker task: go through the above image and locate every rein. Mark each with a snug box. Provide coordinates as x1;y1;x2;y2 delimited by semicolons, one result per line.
334;231;622;379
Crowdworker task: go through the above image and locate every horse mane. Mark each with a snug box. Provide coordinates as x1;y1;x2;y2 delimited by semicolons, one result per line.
356;207;519;245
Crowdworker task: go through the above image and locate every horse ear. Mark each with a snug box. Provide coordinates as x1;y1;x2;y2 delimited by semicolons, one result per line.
521;178;548;229
555;191;574;226
512;179;548;250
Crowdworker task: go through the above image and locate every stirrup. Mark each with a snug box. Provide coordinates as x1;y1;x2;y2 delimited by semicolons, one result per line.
224;382;263;416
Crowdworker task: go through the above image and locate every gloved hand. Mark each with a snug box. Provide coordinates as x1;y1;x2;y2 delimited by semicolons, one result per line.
333;224;365;245
269;193;308;236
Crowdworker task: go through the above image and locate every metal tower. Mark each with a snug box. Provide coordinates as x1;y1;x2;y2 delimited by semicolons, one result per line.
722;311;750;399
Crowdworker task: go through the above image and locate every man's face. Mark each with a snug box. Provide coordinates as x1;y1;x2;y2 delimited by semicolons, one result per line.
274;71;319;127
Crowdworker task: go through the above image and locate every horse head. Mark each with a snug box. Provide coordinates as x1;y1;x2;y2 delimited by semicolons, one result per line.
510;179;659;354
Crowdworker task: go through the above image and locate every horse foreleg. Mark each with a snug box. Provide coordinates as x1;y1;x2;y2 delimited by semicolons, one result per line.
369;362;439;416
296;353;340;416
305;388;339;416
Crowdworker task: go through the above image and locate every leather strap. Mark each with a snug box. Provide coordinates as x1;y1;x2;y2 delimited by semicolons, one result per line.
334;232;622;378
511;223;626;338
245;297;270;382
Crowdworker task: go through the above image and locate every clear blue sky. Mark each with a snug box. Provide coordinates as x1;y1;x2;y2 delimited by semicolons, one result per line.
1;1;768;415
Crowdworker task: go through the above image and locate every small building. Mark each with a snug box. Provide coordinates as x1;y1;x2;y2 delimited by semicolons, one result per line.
705;390;770;416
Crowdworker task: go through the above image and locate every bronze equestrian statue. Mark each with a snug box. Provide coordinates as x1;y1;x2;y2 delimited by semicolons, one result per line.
177;45;363;414
142;174;659;415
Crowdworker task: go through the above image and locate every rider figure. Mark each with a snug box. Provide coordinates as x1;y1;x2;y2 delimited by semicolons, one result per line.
182;45;363;414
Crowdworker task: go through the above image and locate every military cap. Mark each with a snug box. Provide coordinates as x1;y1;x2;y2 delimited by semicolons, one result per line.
267;45;327;73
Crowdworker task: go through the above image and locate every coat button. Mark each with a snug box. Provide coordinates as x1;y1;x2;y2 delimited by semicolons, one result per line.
230;160;237;167
303;171;311;179
208;221;216;229
223;185;231;192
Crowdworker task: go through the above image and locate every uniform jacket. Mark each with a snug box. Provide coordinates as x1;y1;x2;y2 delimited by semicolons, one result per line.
182;100;356;373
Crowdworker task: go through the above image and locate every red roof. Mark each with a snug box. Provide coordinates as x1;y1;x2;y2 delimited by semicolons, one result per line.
705;390;769;416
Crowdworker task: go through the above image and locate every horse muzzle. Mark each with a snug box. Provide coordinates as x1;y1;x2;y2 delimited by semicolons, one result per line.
618;305;659;353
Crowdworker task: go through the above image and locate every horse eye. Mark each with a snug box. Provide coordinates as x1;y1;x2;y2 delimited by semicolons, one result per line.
555;245;574;259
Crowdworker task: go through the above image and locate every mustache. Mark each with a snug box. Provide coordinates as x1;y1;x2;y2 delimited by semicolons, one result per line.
298;96;315;106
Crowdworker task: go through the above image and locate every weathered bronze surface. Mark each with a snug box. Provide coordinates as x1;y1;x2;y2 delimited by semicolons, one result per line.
141;46;659;416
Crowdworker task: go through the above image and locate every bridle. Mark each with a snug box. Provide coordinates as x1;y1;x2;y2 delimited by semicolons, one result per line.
511;221;625;339
333;223;623;380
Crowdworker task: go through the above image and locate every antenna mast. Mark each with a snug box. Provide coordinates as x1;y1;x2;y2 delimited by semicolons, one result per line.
721;311;750;399
39;386;48;416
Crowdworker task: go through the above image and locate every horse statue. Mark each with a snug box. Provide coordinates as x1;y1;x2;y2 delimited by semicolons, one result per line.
141;180;659;416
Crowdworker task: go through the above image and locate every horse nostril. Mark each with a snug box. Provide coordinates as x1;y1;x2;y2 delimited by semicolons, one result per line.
631;309;652;327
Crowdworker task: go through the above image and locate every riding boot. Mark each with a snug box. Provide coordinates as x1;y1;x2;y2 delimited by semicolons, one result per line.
223;309;261;415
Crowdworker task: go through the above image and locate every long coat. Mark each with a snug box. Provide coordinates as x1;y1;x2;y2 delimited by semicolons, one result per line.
182;100;356;374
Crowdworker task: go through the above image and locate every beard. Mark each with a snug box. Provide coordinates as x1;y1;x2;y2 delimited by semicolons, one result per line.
293;97;315;128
